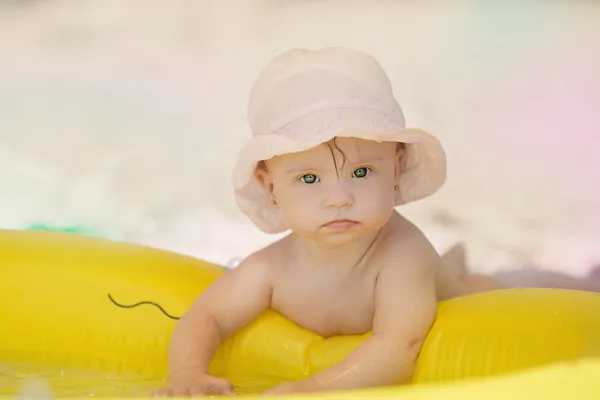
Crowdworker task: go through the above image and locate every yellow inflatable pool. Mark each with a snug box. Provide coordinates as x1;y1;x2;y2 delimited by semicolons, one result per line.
1;229;600;399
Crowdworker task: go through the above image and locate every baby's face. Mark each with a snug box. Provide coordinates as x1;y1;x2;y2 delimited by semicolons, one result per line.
256;137;403;246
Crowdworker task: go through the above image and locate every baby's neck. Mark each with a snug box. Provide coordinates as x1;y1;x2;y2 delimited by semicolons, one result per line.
292;227;386;271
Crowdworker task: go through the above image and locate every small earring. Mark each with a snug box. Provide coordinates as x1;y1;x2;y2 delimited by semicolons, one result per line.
394;185;399;191
270;199;277;205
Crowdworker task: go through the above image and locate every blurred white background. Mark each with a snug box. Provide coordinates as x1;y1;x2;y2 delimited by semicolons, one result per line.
0;0;599;276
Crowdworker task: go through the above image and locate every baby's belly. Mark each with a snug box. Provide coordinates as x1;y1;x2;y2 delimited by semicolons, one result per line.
271;292;374;338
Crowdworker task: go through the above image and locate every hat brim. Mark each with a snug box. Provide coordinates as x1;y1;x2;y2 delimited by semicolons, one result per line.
232;109;447;233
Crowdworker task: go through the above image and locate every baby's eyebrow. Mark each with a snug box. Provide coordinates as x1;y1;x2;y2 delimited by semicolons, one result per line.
285;166;316;175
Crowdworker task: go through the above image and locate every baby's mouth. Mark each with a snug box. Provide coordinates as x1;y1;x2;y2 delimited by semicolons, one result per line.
322;219;359;229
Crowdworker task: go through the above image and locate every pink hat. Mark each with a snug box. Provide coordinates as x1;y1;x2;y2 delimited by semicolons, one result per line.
232;47;447;234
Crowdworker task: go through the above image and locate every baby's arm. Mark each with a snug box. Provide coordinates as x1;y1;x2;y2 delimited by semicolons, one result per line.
154;252;273;397
265;235;438;394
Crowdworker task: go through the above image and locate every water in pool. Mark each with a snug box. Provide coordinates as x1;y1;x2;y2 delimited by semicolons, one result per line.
0;362;267;397
0;362;160;397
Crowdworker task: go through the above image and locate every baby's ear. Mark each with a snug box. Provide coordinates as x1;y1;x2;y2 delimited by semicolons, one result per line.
393;143;407;179
254;161;275;196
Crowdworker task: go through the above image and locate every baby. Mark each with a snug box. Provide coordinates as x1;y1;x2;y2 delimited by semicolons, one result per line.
153;47;478;397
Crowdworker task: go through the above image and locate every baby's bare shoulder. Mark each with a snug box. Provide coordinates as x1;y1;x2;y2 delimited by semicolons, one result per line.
380;213;442;274
235;234;292;277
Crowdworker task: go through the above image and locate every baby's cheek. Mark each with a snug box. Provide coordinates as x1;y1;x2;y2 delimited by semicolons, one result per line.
281;211;320;236
360;179;395;202
279;196;319;223
285;188;318;208
359;185;396;219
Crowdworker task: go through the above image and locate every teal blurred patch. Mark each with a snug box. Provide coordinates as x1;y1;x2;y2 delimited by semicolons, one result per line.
25;223;104;237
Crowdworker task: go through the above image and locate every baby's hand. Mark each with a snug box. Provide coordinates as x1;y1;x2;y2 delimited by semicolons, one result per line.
151;371;236;397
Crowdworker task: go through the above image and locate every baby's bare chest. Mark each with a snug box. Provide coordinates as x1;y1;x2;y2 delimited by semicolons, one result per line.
270;269;378;338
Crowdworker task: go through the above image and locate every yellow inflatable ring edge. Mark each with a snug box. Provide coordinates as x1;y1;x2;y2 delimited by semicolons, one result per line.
1;229;600;398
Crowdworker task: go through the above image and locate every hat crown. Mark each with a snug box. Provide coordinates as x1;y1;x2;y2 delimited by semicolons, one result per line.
247;47;405;137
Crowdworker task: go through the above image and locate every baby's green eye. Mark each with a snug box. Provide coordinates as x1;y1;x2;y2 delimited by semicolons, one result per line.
352;167;372;178
300;174;319;184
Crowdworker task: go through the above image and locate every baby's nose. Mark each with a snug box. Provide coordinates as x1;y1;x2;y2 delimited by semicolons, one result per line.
324;184;354;208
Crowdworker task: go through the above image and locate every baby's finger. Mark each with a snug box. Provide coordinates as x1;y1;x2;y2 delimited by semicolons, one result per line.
211;379;237;396
148;388;170;398
171;387;194;398
188;388;209;397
